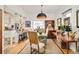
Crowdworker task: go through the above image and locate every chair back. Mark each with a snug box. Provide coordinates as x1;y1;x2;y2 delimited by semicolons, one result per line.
28;31;39;45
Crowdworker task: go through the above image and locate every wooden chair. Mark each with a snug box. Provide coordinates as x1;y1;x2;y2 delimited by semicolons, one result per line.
47;30;57;39
28;31;45;54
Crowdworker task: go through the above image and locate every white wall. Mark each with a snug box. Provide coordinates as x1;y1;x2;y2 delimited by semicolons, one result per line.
55;5;79;52
71;6;79;38
4;5;57;31
0;5;3;9
4;6;27;30
55;5;79;37
4;5;79;37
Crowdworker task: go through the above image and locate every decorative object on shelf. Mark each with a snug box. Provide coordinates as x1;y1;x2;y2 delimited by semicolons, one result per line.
15;23;19;30
64;17;72;32
59;24;65;32
37;5;47;19
69;32;76;40
76;10;79;28
65;26;72;32
25;21;31;27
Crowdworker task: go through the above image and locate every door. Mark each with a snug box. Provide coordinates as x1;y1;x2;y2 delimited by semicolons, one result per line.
0;9;2;54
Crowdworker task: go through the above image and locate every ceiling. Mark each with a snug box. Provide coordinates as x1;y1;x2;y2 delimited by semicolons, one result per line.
19;5;74;14
5;5;74;20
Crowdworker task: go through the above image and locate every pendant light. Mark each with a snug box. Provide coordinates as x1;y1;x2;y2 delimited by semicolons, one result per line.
37;5;47;19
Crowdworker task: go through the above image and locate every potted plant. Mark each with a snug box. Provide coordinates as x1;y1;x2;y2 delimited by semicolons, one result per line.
59;24;65;32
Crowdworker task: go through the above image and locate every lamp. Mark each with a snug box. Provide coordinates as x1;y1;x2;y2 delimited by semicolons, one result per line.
37;5;47;19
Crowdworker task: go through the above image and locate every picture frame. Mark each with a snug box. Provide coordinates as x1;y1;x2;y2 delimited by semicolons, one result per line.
45;20;55;29
25;21;31;27
57;18;62;26
64;17;70;26
76;10;79;28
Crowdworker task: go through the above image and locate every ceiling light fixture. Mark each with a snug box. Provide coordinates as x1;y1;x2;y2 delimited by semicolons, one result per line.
37;5;47;19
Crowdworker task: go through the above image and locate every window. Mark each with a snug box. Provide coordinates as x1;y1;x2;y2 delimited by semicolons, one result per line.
33;21;45;29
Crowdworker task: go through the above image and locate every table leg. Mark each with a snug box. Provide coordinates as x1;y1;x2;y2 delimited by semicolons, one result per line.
67;42;69;54
75;42;77;52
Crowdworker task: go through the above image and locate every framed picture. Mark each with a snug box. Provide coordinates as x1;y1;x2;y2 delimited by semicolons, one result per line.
76;10;79;28
64;17;70;26
25;21;31;27
57;18;62;26
45;20;55;29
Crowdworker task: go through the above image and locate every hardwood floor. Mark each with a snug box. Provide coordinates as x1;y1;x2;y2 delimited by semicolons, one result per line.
20;39;63;54
4;40;29;54
4;38;78;54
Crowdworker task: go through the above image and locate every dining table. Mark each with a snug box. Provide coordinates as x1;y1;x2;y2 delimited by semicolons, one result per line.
38;33;47;53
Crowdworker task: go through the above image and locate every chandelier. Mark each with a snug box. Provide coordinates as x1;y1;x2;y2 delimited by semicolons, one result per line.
37;5;47;19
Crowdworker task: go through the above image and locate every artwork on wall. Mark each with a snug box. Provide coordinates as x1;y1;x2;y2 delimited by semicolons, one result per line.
64;17;70;26
25;21;31;27
57;18;62;26
76;10;79;28
45;20;55;29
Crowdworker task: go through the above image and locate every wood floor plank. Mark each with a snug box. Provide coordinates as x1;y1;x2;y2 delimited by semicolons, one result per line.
6;40;29;54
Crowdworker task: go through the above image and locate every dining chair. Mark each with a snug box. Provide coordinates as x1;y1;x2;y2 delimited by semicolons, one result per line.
28;31;45;54
47;30;57;40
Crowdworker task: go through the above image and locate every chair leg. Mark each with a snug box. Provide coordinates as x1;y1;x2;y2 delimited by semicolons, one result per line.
30;48;39;54
44;46;46;53
33;49;38;54
76;42;77;52
38;46;40;53
30;46;32;54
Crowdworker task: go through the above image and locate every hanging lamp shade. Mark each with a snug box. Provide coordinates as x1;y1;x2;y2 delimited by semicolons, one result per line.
37;5;47;19
37;12;47;19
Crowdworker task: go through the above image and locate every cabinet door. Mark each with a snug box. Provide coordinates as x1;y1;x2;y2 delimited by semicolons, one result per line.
0;9;2;54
